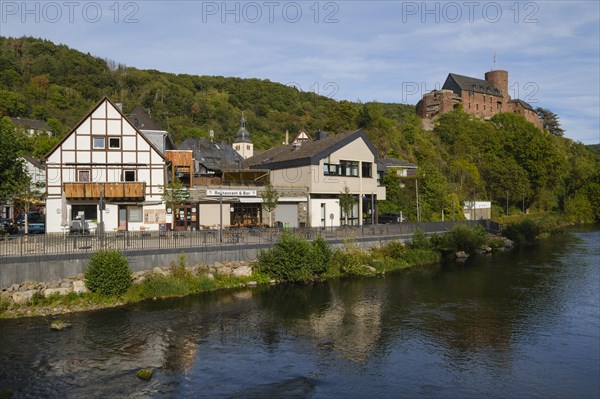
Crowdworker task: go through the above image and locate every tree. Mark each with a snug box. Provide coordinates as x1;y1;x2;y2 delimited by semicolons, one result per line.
339;185;355;226
161;177;189;229
0;117;27;203
261;182;279;227
535;107;565;137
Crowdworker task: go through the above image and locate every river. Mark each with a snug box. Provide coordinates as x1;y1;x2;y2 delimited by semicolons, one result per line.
0;228;598;398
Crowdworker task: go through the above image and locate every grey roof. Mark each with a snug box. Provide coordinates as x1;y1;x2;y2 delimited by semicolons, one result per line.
234;114;252;143
508;99;534;111
10;117;50;130
179;137;244;171
126;105;174;153
127;105;164;131
380;157;417;169
242;129;378;170
22;155;44;170
443;73;503;97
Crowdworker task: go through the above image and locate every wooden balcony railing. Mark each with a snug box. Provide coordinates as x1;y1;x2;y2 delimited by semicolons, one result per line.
64;182;146;199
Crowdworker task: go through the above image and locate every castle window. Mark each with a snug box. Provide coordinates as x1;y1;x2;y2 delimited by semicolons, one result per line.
484;105;486;110
476;104;479;110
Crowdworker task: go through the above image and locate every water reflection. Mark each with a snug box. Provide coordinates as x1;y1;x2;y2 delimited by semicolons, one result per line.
0;230;598;399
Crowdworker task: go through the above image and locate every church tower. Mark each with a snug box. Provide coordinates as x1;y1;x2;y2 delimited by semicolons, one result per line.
233;113;253;159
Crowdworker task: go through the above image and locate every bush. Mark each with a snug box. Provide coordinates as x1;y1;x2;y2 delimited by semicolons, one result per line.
311;235;332;274
502;218;542;245
409;229;432;250
257;233;327;282
330;244;372;276
442;224;487;253
85;250;132;296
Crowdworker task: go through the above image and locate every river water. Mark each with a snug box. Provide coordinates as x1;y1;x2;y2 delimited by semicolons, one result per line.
0;228;598;399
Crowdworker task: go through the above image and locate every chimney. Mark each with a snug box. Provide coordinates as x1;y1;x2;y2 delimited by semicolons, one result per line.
315;131;328;141
292;142;302;151
285;130;289;145
115;102;123;112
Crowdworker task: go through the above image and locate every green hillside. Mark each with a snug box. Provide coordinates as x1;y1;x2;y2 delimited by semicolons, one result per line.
1;36;598;223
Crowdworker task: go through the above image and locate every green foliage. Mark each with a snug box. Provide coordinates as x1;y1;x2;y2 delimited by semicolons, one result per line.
85;250;132;296
441;224;487;253
257;233;328;282
409;229;432;250
339;185;355;225
0;117;28;203
261;182;279;226
330;245;372;276
502;219;542;246
311;235;332;275
564;191;594;224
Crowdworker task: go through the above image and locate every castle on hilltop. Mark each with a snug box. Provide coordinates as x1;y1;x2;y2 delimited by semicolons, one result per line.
416;70;542;129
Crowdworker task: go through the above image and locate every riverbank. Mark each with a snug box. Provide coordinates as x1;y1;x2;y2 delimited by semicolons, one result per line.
0;225;515;319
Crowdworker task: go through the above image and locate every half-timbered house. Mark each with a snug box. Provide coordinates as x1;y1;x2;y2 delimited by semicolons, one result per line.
44;98;168;233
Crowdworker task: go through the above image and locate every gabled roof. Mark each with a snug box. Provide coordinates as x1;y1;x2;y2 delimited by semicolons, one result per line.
508;99;534;111
22;155;44;170
242;129;378;170
443;73;503;97
179;137;244;171
10;117;50;131
44;97;167;162
127;105;164;131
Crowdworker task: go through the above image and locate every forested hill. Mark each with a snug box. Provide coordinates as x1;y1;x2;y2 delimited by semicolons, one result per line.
1;36;599;222
0;36;414;151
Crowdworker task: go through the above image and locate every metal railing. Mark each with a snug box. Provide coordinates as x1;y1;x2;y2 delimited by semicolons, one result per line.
0;220;498;263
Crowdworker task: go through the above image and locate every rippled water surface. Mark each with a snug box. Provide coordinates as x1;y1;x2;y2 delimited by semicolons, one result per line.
1;228;598;398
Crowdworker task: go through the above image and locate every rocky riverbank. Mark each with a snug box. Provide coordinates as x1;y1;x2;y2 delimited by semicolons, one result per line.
0;260;259;318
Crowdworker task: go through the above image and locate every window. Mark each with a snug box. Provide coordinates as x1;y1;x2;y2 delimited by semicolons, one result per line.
476;104;479;110
108;137;121;149
246;145;250;150
71;204;97;221
340;160;359;177
377;172;383;186
324;163;339;176
78;170;91;182
124;170;136;182
362;162;372;178
92;136;105;149
128;206;143;223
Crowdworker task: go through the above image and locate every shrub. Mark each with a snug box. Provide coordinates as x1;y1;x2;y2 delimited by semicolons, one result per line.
374;240;406;259
409;229;431;250
502;218;542;245
330;244;371;276
311;235;332;274
85;250;132;296
442;224;487;253
171;253;191;280
257;233;326;282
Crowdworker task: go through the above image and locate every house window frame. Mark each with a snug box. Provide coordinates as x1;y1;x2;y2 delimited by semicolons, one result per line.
361;162;372;178
78;169;91;182
123;170;136;182
108;136;121;150
128;206;143;223
92;135;105;149
340;160;359;177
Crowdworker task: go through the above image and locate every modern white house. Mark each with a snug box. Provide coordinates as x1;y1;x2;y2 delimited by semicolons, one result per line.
44;97;168;233
243;129;386;227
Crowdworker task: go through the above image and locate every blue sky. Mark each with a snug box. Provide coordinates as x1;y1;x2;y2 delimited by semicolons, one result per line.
1;0;599;144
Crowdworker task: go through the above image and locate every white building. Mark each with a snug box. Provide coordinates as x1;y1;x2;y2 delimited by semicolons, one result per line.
244;129;386;227
44;98;168;233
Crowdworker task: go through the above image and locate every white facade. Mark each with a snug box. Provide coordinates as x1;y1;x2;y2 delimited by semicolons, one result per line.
45;98;168;233
261;131;386;227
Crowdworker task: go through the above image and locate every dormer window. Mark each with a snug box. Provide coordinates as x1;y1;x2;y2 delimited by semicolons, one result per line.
124;170;136;182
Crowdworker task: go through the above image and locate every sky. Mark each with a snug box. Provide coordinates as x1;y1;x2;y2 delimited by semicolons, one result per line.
1;0;599;144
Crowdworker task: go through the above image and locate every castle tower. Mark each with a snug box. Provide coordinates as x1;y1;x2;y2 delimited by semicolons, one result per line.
233;112;253;159
485;70;510;101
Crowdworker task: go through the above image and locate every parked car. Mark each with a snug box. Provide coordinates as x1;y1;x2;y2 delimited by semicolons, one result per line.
23;212;45;234
0;218;19;235
378;213;406;224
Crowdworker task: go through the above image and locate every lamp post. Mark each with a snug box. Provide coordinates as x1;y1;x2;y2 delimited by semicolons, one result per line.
415;178;420;223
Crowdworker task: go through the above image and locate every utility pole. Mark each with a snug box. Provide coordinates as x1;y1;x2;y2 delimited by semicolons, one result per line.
219;189;223;243
415;179;420;223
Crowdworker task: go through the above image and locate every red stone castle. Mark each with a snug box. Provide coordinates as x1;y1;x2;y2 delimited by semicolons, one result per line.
416;70;542;129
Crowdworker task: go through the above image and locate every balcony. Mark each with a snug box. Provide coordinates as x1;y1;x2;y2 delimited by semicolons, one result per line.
64;182;146;200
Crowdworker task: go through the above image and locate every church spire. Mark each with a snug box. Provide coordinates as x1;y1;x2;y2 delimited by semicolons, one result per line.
233;111;253;159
